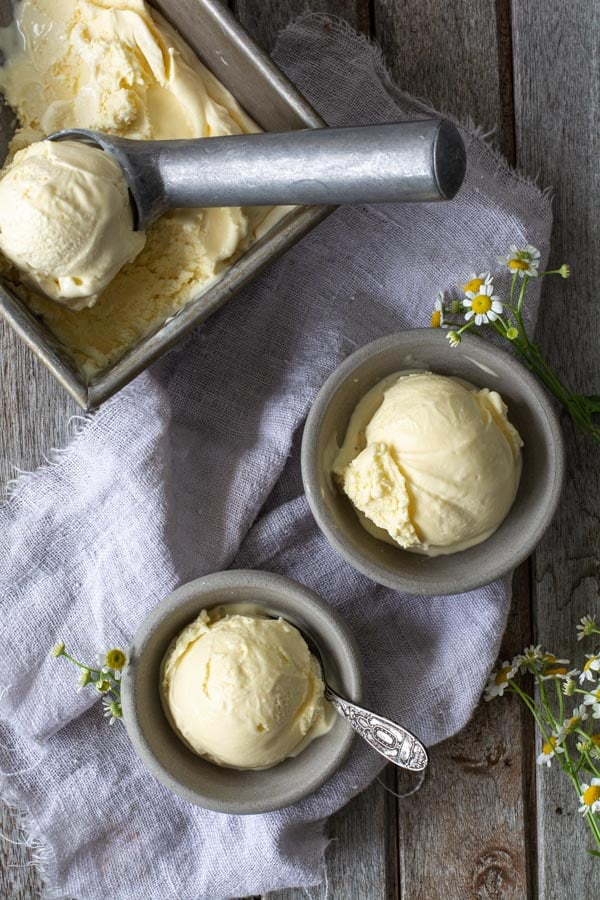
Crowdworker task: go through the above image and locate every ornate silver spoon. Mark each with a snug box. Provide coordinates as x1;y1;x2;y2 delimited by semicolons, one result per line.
301;627;428;772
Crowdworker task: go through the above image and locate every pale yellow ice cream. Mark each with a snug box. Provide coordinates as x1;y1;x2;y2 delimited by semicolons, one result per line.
333;371;523;556
162;608;334;770
0;140;145;308
0;0;282;376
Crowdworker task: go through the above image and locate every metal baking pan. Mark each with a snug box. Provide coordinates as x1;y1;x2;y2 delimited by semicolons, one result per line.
0;0;331;409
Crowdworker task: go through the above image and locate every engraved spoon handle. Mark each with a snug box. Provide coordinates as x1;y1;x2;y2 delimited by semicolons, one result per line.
324;685;428;772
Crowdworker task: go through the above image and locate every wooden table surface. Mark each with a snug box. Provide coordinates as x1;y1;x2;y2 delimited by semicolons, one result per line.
1;1;599;898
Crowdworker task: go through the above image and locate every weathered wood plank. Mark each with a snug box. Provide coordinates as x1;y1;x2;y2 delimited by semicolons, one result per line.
0;323;77;488
232;0;370;53
372;0;512;158
263;769;398;900
512;0;600;896
372;1;535;896
395;572;534;900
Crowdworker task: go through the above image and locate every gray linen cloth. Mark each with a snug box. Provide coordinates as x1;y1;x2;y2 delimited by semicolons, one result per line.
0;16;552;900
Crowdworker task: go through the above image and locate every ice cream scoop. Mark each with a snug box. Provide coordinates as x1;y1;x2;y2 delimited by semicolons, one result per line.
334;371;523;556
162;609;335;770
163;605;428;773
0;140;145;309
50;118;466;231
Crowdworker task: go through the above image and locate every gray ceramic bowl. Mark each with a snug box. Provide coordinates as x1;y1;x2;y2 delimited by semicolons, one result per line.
301;329;565;596
121;570;362;814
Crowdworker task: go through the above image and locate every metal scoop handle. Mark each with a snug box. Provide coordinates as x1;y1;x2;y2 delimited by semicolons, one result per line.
50;120;466;231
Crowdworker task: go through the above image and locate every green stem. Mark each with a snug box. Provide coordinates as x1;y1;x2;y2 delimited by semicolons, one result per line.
61;652;102;678
509;271;519;306
517;274;529;314
555;680;565;724
510;682;554;741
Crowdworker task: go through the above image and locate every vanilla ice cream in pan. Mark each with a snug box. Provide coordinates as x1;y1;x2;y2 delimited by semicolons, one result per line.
0;0;330;409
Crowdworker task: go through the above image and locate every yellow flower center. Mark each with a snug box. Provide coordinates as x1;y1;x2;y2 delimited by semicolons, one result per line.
508;258;529;271
471;294;492;314
464;277;484;293
591;735;600;747
430;310;442;328
495;666;513;685
583;785;600;806
542;737;557;755
542;653;556;662
567;716;580;730
584;657;598;672
105;648;127;670
545;666;568;676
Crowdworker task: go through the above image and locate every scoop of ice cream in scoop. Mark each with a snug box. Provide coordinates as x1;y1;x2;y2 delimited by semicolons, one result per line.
334;371;523;556
162;609;333;770
0;140;145;309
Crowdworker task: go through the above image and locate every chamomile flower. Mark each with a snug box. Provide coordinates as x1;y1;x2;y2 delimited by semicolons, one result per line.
563;676;578;696
446;330;461;348
537;736;563;767
498;244;541;278
77;669;92;692
582;686;600;717
484;661;518;700
577;615;598;641
462;272;493;295
514;645;543;668
463;283;504;325
579;654;600;684
578;778;600;815
555;705;588;742
577;735;600;760
541;652;570;666
105;648;127;671
540;666;578;682
431;292;445;328
102;697;123;725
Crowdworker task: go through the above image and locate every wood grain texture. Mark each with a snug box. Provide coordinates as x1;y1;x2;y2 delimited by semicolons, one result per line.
512;0;600;896
263;769;398;900
232;0;370;52
396;572;534;900
0;323;77;488
373;2;535;897
372;0;512;158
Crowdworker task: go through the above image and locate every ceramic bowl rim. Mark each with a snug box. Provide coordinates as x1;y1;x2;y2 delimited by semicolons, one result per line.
301;328;565;596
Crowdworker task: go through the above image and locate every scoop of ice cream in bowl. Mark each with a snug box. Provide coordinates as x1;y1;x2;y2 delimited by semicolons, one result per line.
121;570;363;813
301;329;565;596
